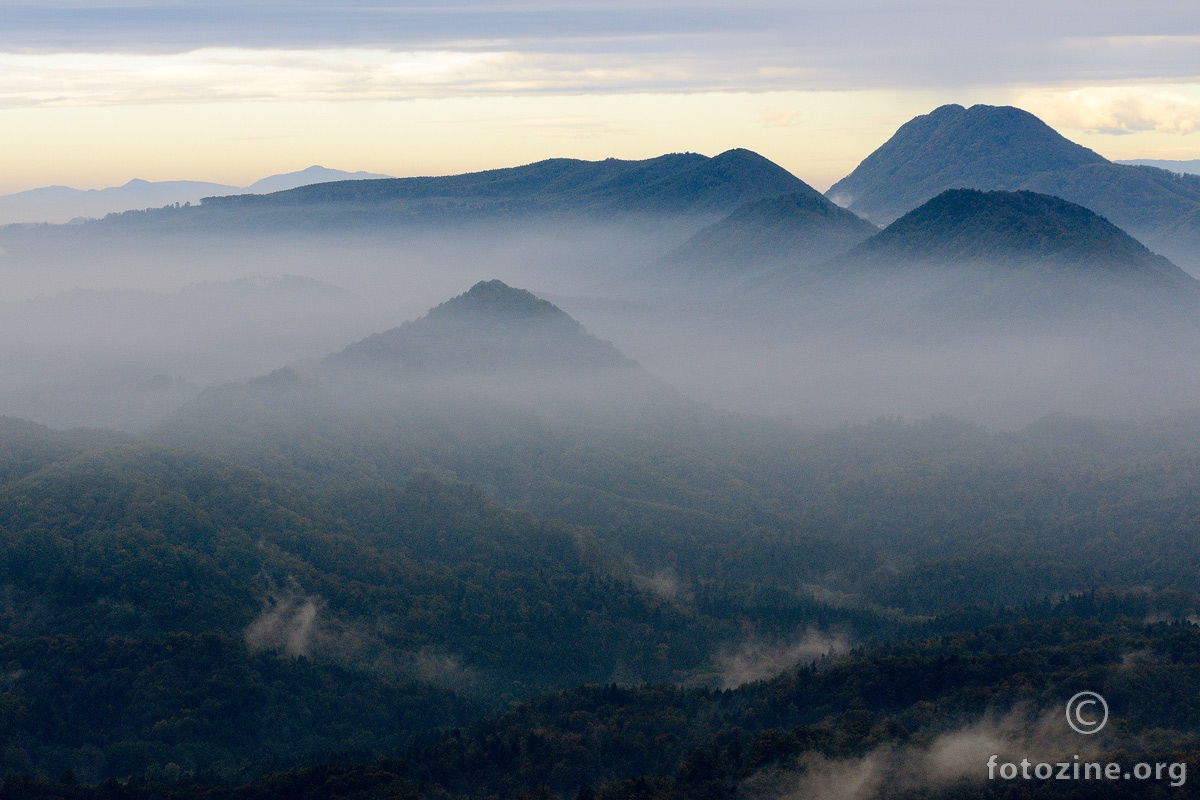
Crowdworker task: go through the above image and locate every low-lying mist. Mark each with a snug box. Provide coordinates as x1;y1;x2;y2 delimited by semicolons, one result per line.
5;207;1200;432
0;217;692;429
572;261;1200;428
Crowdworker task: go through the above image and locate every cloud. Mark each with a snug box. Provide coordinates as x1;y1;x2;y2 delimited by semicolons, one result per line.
1017;86;1200;135
1;3;1199;96
715;629;848;689
756;107;799;127
631;567;688;602
245;591;321;657
408;648;481;694
746;708;1109;800
0;48;518;107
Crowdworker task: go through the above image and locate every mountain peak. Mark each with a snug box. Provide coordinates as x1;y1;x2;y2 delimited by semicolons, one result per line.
427;280;568;323
849;189;1186;279
827;104;1107;224
653;192;877;281
333;281;630;373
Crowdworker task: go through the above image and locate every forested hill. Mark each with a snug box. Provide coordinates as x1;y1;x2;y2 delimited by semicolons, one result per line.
0;416;889;782
748;189;1200;336
333;280;634;374
843;189;1192;281
97;149;811;231
21;399;1200;789
646;191;878;284
825;103;1200;271
827;104;1106;224
9;594;1200;800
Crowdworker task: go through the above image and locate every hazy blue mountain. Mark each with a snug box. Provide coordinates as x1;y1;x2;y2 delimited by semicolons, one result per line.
0;178;236;224
752;189;1200;341
151;282;847;590
844;189;1192;281
827;104;1105;222
1118;158;1200;175
648;191;878;284
243;165;392;194
826;104;1200;271
111;149;812;231
334;280;633;374
0;167;391;225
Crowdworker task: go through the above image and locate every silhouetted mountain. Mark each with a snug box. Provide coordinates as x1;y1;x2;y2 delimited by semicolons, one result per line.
106;149;810;231
827;104;1200;271
0;178;236;225
334;280;631;373
827;105;1105;223
648;191;877;284
846;189;1192;282
0;168;392;225
243;165;392;194
753;190;1200;339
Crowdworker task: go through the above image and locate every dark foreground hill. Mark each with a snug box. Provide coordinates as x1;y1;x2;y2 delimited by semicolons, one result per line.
0;416;883;782
8;593;1200;800
21;356;1200;786
826;103;1200;271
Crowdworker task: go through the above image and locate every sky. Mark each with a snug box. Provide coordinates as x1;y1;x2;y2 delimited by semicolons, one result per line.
1;1;1199;194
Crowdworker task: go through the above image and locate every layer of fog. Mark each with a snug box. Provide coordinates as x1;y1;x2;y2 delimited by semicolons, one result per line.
0;276;384;430
0;218;694;306
245;591;321;658
0;218;685;430
243;585;484;695
567;263;1200;428
714;629;849;689
5;213;1200;431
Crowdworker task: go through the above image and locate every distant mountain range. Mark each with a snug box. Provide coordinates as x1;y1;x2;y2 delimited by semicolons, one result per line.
827;104;1200;272
1118;158;1200;175
97;149;811;232
0;166;392;225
